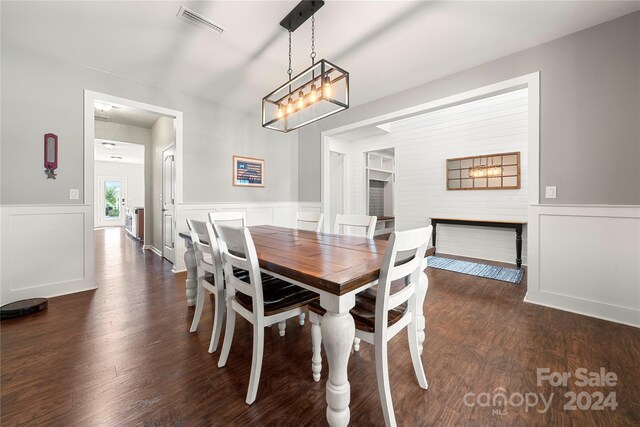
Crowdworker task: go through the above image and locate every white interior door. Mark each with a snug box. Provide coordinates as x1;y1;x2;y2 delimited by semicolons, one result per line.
162;148;175;263
97;177;127;227
329;151;345;232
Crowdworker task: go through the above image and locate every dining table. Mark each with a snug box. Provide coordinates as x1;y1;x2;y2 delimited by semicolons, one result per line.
179;224;430;427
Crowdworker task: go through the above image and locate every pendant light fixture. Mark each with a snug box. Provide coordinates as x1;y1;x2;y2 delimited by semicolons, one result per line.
262;0;349;133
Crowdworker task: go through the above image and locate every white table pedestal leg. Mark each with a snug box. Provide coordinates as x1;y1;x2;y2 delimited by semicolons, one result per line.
321;303;355;427
416;270;428;354
184;241;197;307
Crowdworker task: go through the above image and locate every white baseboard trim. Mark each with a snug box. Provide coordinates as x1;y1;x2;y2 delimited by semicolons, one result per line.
525;291;639;328
527;204;640;328
144;245;162;257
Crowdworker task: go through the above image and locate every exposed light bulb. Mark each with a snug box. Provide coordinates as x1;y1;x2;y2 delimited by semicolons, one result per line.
277;105;284;119
323;80;332;98
309;84;318;103
297;90;305;109
286;97;294;115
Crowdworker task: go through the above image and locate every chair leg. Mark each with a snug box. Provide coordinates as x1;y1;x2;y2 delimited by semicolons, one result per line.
278;321;286;337
217;304;236;368
208;287;226;353
246;322;265;404
299;311;306;326
189;277;205;333
311;314;322;382
375;338;397;427
408;315;428;389
353;337;361;352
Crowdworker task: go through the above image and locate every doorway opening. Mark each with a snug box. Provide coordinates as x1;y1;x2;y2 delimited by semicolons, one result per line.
85;91;184;277
321;73;539;267
97;177;127;227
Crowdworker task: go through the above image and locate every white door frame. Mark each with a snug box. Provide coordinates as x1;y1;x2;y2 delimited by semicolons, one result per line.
96;176;128;227
84;90;184;275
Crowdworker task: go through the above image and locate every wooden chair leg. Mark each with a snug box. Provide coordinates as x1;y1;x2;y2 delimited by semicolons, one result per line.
353;337;361;352
408;315;428;389
217;305;236;368
189;277;205;333
375;338;397;427
277;321;286;337
246;322;265;404
208;287;226;353
311;314;322;382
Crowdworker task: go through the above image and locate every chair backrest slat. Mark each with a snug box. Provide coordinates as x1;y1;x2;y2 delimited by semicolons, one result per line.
208;211;246;231
375;226;432;332
214;224;263;312
296;212;324;232
389;255;422;282
334;214;377;239
187;219;223;280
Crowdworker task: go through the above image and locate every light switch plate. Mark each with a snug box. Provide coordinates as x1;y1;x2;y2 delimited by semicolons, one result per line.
69;189;80;200
545;186;557;199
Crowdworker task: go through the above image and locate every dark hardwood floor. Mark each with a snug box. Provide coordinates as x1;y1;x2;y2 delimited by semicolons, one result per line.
2;227;638;426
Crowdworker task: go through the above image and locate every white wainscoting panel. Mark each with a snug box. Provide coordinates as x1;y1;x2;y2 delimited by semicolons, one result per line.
526;205;640;327
175;202;316;272
0;205;95;304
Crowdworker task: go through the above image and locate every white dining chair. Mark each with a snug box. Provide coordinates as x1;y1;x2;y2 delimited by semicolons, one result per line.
208;211;246;227
309;225;433;427
334;214;377;239
186;219;225;354
296;212;324;232
208;210;307;328
215;224;319;405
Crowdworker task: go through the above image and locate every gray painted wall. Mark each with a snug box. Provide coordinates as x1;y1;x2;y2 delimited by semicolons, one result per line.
1;43;298;205
95;121;151;146
298;12;640;205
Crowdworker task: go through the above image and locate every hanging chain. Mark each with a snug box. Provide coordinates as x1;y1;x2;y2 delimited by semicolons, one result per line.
310;14;316;64
287;30;293;81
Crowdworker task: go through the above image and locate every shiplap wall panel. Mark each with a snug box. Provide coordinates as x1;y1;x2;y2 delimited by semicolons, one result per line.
342;89;528;264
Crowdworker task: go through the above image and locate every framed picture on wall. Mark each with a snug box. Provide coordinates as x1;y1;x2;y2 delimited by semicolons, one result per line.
233;156;265;187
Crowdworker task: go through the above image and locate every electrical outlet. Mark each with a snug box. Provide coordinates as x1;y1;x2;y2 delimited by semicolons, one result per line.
545;186;557;199
69;189;80;200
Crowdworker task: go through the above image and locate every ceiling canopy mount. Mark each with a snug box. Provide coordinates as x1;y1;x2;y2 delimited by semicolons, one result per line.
279;0;325;32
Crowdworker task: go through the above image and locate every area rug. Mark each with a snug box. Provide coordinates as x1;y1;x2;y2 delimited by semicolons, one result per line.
426;256;523;284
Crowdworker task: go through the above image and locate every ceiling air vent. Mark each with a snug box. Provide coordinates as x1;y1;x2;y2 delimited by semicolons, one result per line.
177;6;226;35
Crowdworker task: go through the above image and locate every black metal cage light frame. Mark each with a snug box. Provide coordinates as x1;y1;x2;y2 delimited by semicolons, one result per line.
262;1;349;133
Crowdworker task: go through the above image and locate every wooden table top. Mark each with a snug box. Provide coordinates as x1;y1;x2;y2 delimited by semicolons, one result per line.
180;225;390;296
248;225;389;296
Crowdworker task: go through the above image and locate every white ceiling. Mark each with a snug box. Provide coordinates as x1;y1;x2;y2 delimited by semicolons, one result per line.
3;1;639;113
95;103;165;129
95;139;145;165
